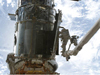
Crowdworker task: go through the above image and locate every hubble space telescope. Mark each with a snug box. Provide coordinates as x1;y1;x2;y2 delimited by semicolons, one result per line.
7;0;61;74
6;0;100;74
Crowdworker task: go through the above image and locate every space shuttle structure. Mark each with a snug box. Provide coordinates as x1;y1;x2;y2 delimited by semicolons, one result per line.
7;0;62;74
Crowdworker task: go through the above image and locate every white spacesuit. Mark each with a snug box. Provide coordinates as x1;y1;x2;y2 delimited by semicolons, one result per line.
59;27;70;53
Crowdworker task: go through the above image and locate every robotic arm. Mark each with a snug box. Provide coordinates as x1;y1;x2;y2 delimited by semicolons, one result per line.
64;19;100;61
59;19;100;61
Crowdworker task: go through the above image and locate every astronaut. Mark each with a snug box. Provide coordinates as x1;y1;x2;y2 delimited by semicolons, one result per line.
59;27;70;53
70;35;79;46
6;53;15;74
